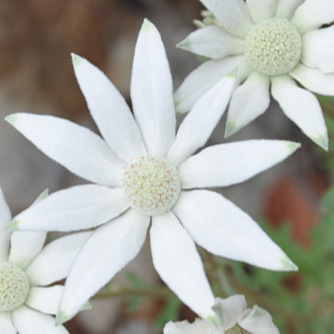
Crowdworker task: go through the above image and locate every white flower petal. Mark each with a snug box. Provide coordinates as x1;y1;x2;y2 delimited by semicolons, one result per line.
291;0;334;33
225;72;270;137
272;75;328;150
57;210;149;324
275;0;303;19
0;187;11;261
179;140;299;188
11;185;129;232
246;0;277;23
8;231;46;269
151;212;215;318
290;64;334;96
178;25;244;59
302;25;334;73
213;295;247;330
26;285;64;315
174;56;241;113
164;319;220;334
0;312;16;334
12;306;68;334
239;306;279;334
131;19;175;157
26;231;92;286
200;0;253;38
168;75;236;166
71;54;147;163
173;190;297;271
6;113;124;187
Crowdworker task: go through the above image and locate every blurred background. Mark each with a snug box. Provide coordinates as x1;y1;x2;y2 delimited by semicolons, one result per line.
0;0;333;333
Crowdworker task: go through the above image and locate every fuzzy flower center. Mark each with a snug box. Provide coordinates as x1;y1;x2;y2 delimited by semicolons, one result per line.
0;262;30;312
226;324;251;334
245;18;302;76
122;157;181;216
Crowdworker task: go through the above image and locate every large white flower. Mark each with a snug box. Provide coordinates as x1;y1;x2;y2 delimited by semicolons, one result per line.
164;295;279;334
0;188;91;334
175;0;334;150
6;19;298;324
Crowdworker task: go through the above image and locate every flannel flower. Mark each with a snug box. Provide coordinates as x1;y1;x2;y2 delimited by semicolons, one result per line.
0;188;91;334
164;295;279;334
7;20;298;323
175;0;334;150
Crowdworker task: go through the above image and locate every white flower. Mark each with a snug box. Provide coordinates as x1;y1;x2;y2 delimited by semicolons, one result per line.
6;19;298;324
0;188;91;334
175;0;334;150
164;295;279;334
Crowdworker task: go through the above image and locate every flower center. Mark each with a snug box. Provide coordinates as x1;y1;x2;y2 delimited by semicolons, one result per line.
226;324;251;334
122;157;181;216
0;262;30;312
245;18;302;76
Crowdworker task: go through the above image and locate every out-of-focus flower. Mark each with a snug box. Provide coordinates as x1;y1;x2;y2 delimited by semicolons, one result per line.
176;0;334;150
0;188;91;334
7;19;298;324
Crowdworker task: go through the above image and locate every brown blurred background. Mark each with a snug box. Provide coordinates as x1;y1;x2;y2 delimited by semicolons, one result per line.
0;0;329;333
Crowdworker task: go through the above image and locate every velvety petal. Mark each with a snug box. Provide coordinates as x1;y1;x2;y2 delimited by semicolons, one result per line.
177;25;244;59
0;312;16;334
168;75;235;166
239;306;279;334
213;295;247;330
151;212;215;318
272;75;328;150
72;54;146;163
11;185;129;232
131;19;175;157
8;231;46;269
291;0;334;33
12;306;68;334
200;0;254;38
6;113;124;187
57;210;150;324
302;25;334;73
174;56;242;113
26;231;92;286
179;140;300;188
246;0;277;23
173;190;298;271
0;187;11;261
290;64;334;96
26;285;63;315
225;72;270;137
275;0;303;19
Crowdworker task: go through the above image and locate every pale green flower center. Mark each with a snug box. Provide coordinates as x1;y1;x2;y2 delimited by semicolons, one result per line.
122;157;181;216
226;324;251;334
0;262;30;312
245;18;302;76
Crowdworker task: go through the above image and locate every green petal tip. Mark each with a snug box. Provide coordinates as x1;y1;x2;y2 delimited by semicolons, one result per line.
5;114;19;126
313;134;329;151
281;257;298;272
7;219;20;231
56;310;73;326
81;301;93;311
142;18;154;32
286;141;301;153
224;121;238;138
71;53;83;66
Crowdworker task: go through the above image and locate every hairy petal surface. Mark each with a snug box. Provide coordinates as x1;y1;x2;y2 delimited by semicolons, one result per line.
6;113;124;187
151;212;215;318
247;0;277;23
179;140;300;188
131;19;175;157
72;54;146;163
178;25;244;59
168;75;235;166
57;210;149;324
0;313;16;334
275;0;303;19
174;191;297;271
200;0;253;38
272;75;328;150
0;188;11;261
11;185;129;232
26;232;92;286
302;25;334;73
174;56;241;113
